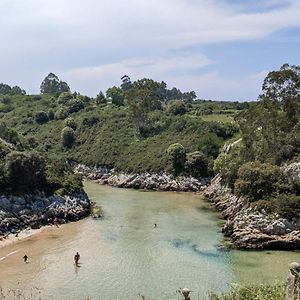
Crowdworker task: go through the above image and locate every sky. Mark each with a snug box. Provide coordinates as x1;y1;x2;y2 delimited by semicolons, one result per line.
0;0;300;101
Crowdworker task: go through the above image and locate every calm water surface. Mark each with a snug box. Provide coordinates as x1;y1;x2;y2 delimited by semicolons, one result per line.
0;181;298;299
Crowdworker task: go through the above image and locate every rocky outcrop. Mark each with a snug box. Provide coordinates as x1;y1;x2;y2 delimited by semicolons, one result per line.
75;164;209;192
204;176;300;249
284;162;300;179
0;192;90;238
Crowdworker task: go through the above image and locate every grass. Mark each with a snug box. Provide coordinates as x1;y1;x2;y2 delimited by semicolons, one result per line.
210;283;286;300
201;114;235;123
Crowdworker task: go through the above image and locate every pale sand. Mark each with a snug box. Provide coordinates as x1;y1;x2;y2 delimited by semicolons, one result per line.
0;226;53;250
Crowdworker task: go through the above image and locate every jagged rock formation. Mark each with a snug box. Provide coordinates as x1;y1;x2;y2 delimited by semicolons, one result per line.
204;176;300;249
0;192;90;237
75;164;209;192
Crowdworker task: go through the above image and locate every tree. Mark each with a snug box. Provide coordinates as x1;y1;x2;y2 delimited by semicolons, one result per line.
95;91;107;105
167;100;187;116
40;73;70;94
125;78;163;135
198;132;221;158
106;86;124;106
185;151;208;178
4;151;47;193
234;162;289;201
261;64;300;125
120;75;132;91
166;143;186;175
61;127;75;148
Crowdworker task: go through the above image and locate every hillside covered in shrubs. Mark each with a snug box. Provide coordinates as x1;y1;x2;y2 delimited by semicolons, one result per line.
214;64;300;221
0;73;244;187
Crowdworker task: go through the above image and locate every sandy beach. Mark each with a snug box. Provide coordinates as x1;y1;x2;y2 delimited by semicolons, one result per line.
0;226;53;250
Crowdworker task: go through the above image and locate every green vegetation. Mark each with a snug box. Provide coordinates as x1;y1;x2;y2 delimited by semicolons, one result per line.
215;63;300;220
210;283;286;300
0;74;241;178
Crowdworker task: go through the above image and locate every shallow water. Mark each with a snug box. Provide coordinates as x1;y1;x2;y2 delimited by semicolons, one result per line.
0;181;298;299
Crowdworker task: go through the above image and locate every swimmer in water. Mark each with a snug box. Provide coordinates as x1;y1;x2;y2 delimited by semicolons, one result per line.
154;223;157;228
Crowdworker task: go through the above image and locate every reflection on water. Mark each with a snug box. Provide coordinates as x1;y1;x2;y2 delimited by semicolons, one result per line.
0;181;298;299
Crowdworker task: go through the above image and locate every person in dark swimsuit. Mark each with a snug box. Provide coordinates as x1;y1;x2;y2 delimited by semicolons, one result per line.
23;254;28;263
74;252;80;265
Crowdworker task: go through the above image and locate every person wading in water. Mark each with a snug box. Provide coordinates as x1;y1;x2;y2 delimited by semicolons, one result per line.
23;254;28;263
74;252;80;265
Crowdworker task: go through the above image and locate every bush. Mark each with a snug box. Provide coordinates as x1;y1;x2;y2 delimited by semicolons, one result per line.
61;127;75;148
48;109;55;120
66;99;84;113
213;148;244;189
35;111;49;124
166;143;186;175
276;194;300;219
4;151;47;194
55;107;69;120
82;116;100;127
167;100;187;116
185;151;208;178
252;199;276;214
0;122;20;145
27;136;38;149
234;162;290;201
210;283;285;300
207;121;239;138
57;92;73;104
198;132;221;158
63;117;77;130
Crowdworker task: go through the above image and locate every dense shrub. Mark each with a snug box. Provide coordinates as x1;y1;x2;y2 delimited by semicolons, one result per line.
57;92;73;104
166;143;186;175
198;132;221;158
214;147;244;189
64;117;77;130
167;100;187;116
55;106;69;120
207;121;239;138
234;162;290;201
185;151;208;178
27;136;38;149
0;122;20;145
82;116;100;127
276;194;300;219
252;199;276;214
61;126;75;148
66;99;84;113
95;91;107;105
48;109;55;120
4;151;47;194
35;111;49;124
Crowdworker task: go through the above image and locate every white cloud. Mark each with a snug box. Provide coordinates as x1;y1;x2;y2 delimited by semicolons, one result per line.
0;0;299;98
64;53;213;95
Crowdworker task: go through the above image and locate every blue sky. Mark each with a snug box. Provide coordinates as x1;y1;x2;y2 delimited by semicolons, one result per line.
0;0;300;101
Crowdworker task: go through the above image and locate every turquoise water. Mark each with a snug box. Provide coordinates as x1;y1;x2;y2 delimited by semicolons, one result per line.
0;181;298;299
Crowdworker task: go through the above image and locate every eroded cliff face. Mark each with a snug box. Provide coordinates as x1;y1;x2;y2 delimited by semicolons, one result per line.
204;175;300;250
0;192;90;237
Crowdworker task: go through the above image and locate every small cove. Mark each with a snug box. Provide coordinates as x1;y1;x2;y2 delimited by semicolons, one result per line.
0;181;298;299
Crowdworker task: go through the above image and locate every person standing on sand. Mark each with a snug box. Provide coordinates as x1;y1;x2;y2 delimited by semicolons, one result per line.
23;254;28;263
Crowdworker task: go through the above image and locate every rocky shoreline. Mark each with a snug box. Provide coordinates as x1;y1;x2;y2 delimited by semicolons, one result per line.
75;164;210;192
0;192;90;239
204;176;300;249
